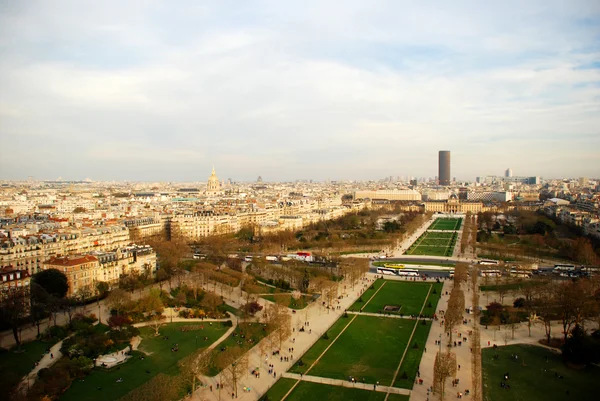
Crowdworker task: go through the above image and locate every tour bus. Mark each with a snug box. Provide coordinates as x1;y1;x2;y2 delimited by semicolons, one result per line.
478;259;500;266
553;264;576;272
509;268;532;278
480;269;502;278
377;266;419;277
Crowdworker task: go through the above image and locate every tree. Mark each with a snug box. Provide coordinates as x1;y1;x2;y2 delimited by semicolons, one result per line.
0;286;30;346
216;346;249;398
155;269;169;291
139;289;165;336
178;348;213;394
433;352;457;401
32;269;69;298
106;288;132;316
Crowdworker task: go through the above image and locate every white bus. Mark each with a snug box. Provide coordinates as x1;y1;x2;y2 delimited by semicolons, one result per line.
478;259;499;266
554;264;576;271
480;269;502;277
377;267;419;277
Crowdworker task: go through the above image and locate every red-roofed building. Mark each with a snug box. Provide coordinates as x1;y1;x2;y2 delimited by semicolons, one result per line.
44;255;99;297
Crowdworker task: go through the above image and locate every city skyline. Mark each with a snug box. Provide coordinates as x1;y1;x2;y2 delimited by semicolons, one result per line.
1;1;599;181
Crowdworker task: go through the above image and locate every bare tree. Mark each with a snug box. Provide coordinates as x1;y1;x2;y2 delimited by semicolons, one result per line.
216;346;249;398
433;352;457;401
178;348;213;394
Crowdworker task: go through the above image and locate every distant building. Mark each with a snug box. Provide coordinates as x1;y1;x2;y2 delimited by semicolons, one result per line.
353;189;422;201
438;151;451;186
505;168;513;178
423;195;483;213
206;167;221;195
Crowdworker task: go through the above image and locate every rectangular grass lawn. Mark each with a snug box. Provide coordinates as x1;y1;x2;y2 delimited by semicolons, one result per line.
61;322;230;401
289;316;353;374
392;320;431;388
360;281;432;316
281;380;387;401
482;344;599;401
348;278;385;312
309;315;416;386
261;378;298;401
429;218;462;231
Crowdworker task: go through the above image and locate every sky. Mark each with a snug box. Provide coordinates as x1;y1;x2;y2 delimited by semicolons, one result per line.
1;1;599;182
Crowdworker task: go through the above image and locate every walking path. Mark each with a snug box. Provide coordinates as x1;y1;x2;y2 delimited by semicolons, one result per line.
17;336;66;393
281;372;411;395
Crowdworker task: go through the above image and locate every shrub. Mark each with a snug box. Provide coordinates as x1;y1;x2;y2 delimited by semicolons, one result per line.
412;342;419;349
513;298;526;308
40;325;69;342
401;371;408;379
322;332;329;340
223;320;233;327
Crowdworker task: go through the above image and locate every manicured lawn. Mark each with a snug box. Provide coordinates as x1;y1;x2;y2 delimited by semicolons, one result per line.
482;344;599;401
392;320;432;388
0;339;53;393
289;316;353;374
423;281;444;315
61;322;230;401
280;380;387;401
358;281;431;316
309;315;416;386
347;279;386;312
260;294;312;309
407;230;458;257
429;218;462;231
207;322;270;376
261;377;297;400
387;394;410;401
479;281;542;292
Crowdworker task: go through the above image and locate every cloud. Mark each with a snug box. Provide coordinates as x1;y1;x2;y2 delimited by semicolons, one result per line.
0;0;599;181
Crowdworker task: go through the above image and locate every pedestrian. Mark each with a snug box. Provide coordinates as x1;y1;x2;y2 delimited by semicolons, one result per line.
50;353;54;359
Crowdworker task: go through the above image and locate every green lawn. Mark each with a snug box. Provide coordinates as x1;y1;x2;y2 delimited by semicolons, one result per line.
277;380;387;401
260;294;312;310
0;339;53;394
309;315;416;386
406;230;457;257
423;282;444;315
206;322;270;376
61;322;230;401
387;394;410;401
482;344;599;401
479;281;542;292
392;320;431;388
289;316;354;374
356;281;431;316
429;218;462;231
261;378;297;400
347;279;386;312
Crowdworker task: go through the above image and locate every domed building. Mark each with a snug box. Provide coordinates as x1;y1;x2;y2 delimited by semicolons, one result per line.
206;167;221;195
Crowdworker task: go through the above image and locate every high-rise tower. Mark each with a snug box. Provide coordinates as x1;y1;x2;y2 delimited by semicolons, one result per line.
438;151;451;186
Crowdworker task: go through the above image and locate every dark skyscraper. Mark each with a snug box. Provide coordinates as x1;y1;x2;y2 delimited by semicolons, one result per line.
438;150;451;186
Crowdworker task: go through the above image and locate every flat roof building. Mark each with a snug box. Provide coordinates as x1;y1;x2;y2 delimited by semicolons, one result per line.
439;151;451;186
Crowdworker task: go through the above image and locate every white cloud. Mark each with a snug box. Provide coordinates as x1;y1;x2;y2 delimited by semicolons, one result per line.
0;0;599;181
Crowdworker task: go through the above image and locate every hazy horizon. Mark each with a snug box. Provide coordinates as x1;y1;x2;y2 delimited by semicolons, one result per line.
1;1;599;182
